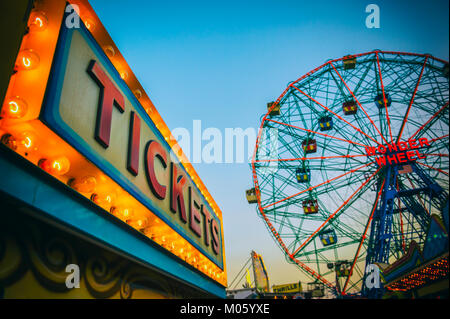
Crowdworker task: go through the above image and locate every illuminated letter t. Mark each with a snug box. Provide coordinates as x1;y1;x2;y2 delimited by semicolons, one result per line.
87;60;125;148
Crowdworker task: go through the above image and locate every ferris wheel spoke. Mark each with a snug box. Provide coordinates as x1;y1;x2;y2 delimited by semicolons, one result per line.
380;54;424;96
265;118;369;148
375;52;394;143
342;178;386;294
430;134;449;144
290;85;382;146
428;67;449;106
397;56;430;142
285;88;371;150
408;102;449;141
254;154;368;164
261;161;376;210
262;119;373;169
373;54;428;143
326;68;380;148
422;150;449;168
416;161;449;176
291;167;382;257
292;259;335;290
426;136;450;167
329;62;388;145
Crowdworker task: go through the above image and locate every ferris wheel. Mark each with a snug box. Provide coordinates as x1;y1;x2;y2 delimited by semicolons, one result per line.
248;50;449;297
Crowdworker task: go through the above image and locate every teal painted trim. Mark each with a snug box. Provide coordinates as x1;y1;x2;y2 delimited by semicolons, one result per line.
0;148;226;298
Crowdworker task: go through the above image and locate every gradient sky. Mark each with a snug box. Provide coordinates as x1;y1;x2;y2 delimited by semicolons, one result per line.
89;0;449;288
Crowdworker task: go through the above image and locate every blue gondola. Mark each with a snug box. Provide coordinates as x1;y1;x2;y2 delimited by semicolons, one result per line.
318;116;333;131
296;167;310;183
319;228;337;246
374;93;392;109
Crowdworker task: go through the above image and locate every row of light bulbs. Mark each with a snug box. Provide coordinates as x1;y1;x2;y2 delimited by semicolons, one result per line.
0;129;224;282
0;6;225;285
0;126;224;281
1;11;48;119
1;9;69;179
389;258;448;291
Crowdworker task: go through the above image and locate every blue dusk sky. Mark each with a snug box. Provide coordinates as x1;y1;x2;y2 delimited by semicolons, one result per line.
89;0;449;287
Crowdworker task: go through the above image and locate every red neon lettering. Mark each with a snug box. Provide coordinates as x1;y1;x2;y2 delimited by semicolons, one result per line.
87;60;125;148
408;139;418;149
375;156;386;166
398;141;408;151
211;218;220;255
397;152;407;163
127;111;141;176
201;206;212;247
377;145;387;154
387;154;398;165
189;187;202;237
416;150;427;159
365;146;377;156
418;138;430;148
387;143;398;152
170;163;187;223
406;150;416;161
144;140;167;200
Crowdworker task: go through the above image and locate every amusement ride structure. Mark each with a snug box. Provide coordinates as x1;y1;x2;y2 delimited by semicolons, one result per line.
247;51;449;298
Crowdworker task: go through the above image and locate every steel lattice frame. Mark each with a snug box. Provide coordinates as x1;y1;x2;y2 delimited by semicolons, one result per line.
251;51;449;296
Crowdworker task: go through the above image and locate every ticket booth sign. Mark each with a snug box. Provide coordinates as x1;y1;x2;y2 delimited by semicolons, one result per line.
0;0;225;285
41;7;223;269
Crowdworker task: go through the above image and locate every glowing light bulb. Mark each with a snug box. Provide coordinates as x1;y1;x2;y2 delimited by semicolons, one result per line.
1;97;28;119
133;89;142;99
1;134;18;150
16;49;40;70
120;70;128;80
84;18;96;31
18;131;38;153
28;11;48;32
129;217;148;230
110;206;134;221
91;192;117;211
122;208;132;219
38;156;71;176
104;45;115;57
68;176;97;193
